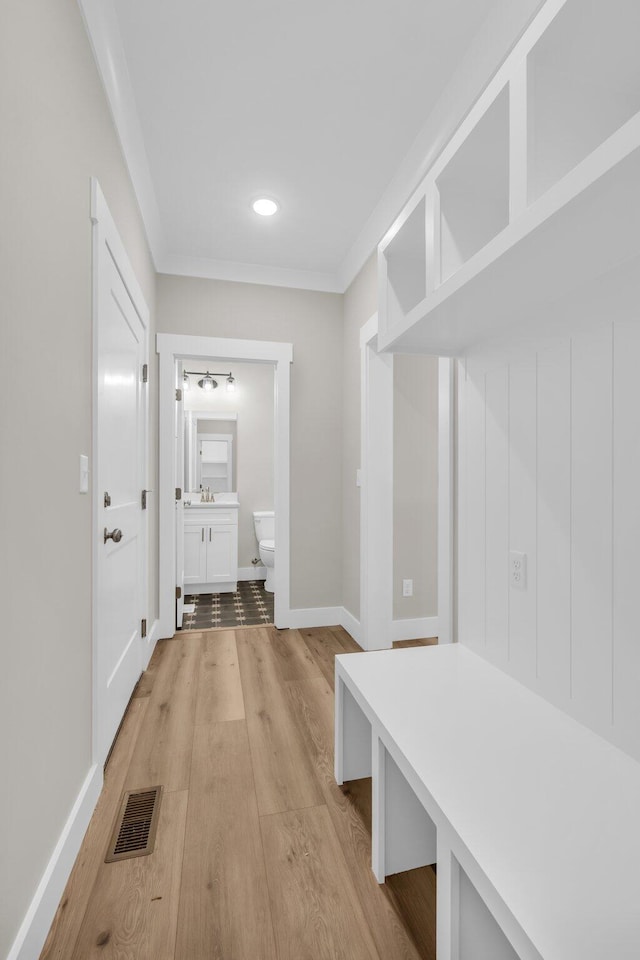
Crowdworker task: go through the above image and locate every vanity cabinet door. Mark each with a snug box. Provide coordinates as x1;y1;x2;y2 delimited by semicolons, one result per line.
205;524;237;583
184;522;206;584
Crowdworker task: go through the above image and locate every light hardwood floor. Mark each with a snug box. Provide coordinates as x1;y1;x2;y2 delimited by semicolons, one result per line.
41;626;437;960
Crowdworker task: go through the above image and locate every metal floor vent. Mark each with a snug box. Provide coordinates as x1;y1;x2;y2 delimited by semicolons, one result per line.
105;786;163;863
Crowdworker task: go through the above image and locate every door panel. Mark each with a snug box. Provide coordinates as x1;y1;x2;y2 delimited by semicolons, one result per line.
184;522;206;583
96;246;144;761
206;525;236;581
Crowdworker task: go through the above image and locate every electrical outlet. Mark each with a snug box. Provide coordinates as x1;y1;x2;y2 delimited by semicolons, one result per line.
402;579;413;598
510;551;527;589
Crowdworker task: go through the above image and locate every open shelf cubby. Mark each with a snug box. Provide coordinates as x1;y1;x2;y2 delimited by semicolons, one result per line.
528;0;640;202
457;863;520;960
382;196;427;330
437;86;510;283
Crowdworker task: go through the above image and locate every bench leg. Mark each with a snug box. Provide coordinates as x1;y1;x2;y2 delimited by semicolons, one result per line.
436;835;460;960
334;676;372;785
372;736;437;884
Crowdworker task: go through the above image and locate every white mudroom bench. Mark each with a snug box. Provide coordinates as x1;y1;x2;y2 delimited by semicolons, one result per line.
335;643;640;960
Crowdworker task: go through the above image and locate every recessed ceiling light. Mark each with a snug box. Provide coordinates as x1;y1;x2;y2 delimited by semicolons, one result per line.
252;198;279;217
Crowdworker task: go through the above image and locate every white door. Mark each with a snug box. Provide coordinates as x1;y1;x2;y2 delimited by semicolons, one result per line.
95;206;146;763
175;362;185;627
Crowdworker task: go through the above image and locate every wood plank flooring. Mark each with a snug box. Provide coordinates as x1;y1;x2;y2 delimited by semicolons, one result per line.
41;626;437;960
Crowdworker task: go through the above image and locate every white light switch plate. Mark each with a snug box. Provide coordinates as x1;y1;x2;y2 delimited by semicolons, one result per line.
79;454;89;494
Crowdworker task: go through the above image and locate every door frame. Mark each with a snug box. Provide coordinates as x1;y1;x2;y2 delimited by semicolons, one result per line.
157;333;293;636
90;179;150;766
359;314;394;650
359;313;454;648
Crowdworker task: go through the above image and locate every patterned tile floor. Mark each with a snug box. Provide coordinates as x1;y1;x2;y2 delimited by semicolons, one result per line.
182;580;274;630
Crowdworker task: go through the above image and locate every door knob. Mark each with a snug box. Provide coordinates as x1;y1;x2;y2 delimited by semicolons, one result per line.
104;527;123;544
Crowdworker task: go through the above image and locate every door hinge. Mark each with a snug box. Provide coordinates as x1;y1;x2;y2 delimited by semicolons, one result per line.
175;387;182;401
141;618;147;638
142;363;148;383
175;586;182;600
103;491;111;508
141;489;147;510
175;487;182;501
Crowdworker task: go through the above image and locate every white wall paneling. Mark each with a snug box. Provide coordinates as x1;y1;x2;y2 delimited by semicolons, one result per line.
458;275;640;759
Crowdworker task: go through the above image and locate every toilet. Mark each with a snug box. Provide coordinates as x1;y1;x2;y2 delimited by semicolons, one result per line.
253;511;275;593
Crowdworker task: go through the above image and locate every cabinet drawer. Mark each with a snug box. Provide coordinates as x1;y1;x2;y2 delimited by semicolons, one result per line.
184;508;238;525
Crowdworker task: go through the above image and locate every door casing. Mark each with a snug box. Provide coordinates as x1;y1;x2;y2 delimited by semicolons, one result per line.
157;334;293;636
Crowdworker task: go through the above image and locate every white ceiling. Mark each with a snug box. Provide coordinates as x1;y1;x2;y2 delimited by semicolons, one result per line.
103;0;501;289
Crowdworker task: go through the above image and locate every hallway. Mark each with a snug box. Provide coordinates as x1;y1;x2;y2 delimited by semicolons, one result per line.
41;627;437;960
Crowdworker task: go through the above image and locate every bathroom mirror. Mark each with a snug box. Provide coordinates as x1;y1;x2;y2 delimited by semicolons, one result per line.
184;411;238;493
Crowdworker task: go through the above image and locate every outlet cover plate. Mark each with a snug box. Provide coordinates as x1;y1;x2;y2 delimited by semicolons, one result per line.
510;551;527;589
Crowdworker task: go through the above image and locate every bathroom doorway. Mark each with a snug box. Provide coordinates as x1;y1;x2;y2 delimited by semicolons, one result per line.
156;334;293;637
179;359;276;631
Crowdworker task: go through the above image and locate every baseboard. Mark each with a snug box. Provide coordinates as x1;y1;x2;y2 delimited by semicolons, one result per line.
238;565;266;581
7;763;103;960
287;606;343;629
392;616;439;643
141;617;160;671
339;607;362;647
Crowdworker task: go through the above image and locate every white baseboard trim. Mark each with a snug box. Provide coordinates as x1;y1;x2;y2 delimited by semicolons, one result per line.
238;565;266;581
141;617;160;671
287;606;343;629
392;616;439;643
7;763;103;960
339;607;362;647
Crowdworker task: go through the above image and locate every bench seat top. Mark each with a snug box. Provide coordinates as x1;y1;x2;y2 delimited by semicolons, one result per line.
336;643;640;960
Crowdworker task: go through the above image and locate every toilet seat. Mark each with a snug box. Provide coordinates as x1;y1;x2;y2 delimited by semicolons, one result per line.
260;539;275;552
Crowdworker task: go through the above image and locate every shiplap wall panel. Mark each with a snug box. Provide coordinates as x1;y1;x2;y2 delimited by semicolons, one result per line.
570;327;613;730
508;358;537;682
484;365;509;664
612;320;640;756
458;305;640;761
536;341;571;707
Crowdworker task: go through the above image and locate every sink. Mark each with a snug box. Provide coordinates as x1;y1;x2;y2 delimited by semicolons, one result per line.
184;491;239;508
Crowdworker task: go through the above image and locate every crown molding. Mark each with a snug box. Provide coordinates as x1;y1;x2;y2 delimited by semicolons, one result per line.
159;253;342;294
78;0;165;268
80;0;544;296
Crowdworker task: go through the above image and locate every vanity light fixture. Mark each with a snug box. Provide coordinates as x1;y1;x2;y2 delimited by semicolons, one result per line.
252;197;279;216
184;370;236;393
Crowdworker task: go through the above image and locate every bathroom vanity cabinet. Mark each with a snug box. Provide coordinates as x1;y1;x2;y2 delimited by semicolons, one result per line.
183;504;238;593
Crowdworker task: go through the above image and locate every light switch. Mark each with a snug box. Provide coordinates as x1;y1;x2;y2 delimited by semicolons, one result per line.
79;454;89;494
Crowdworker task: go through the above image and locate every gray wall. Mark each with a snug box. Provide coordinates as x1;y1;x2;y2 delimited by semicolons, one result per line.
156;275;344;609
341;255;378;619
393;355;439;620
0;0;156;955
185;361;275;567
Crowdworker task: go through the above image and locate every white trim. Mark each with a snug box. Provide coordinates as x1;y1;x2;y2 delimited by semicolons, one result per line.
438;358;455;643
287;606;344;629
90;179;150;767
160;253;341;294
359;313;394;651
238;565;267;581
391;617;439;643
142;618;160;671
79;1;164;268
6;764;103;960
157;333;293;636
186;411;238;422
339;607;362;647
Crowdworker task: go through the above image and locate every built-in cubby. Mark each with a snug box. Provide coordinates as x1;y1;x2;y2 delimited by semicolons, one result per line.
438;86;510;282
528;0;640;202
381;195;427;328
457;862;520;960
377;0;640;356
